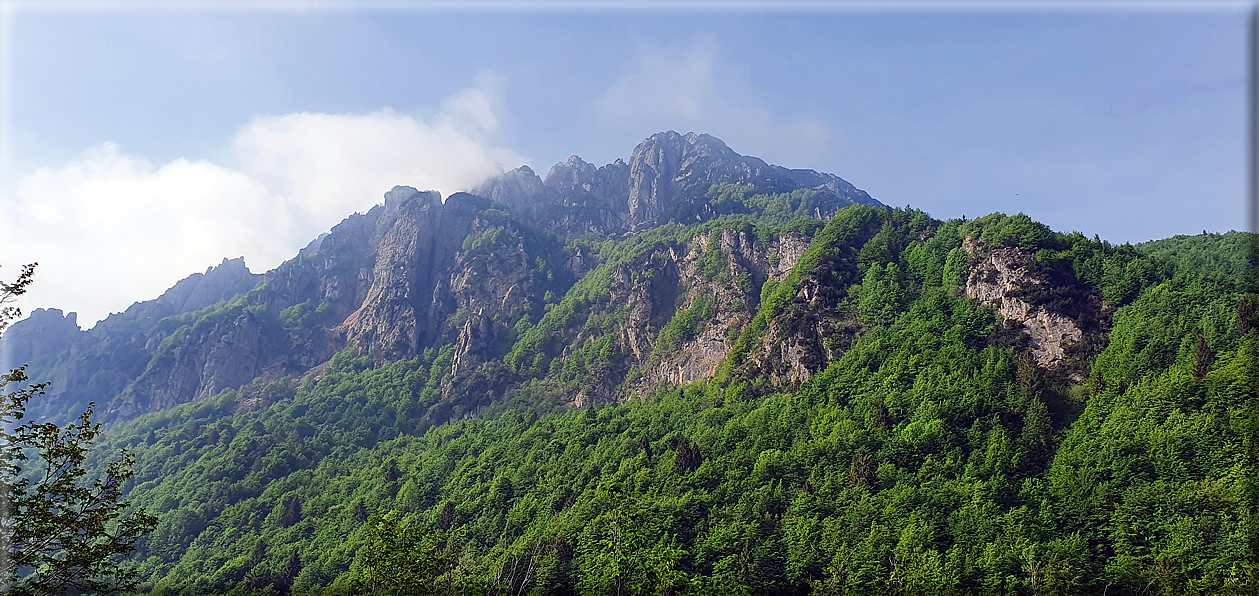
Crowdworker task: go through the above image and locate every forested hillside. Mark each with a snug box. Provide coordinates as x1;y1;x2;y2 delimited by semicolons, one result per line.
78;203;1257;594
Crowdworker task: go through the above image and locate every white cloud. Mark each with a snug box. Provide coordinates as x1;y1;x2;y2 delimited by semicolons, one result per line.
594;43;831;167
0;81;524;327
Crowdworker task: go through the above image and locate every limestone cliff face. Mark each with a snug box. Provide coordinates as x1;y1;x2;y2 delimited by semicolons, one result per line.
118;306;286;417
11;186;500;422
338;189;462;359
545;156;630;214
541;156;632;236
474;166;548;220
538;228;818;405
740;278;857;387
434;218;546;379
628;132;765;227
962;237;1104;379
475;157;633;238
123;188;493;418
633;230;812;390
731;236;874;390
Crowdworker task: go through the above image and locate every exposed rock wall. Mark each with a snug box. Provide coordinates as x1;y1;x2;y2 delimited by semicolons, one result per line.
7;131;885;424
339;189;459;359
607;230;813;395
435;220;540;379
0;308;80;372
9;186;491;422
962;237;1102;378
117;306;287;417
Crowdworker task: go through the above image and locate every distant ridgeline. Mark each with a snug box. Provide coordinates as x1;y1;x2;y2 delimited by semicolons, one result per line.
7;132;1258;594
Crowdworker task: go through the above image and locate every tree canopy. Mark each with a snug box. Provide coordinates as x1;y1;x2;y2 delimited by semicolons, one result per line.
65;210;1256;594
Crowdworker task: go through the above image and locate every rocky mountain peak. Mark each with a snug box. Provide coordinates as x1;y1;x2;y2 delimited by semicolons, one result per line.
383;185;440;212
9;131;888;424
625;130;771;228
0;308;81;372
207;256;247;276
684;131;738;157
471;131;881;235
543;155;598;191
88;254;261;336
1;251;263;421
631;130;736;159
474;166;546;215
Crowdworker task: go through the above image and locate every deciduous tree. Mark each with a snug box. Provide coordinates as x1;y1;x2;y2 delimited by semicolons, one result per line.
0;263;157;595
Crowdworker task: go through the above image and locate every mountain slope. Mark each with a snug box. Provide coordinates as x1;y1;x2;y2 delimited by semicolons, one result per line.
4;132;880;425
1;257;262;422
6;131;1255;594
92;211;1257;594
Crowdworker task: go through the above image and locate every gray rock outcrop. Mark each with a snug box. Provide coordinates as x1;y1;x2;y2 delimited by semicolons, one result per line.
962;237;1102;378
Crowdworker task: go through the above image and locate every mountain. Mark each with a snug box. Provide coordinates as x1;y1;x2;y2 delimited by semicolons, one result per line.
94;212;1256;595
5;132;1255;594
477;131;880;236
4;131;882;425
1;257;262;422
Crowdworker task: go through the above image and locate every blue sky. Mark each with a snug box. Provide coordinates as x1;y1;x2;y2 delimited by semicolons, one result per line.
0;3;1250;325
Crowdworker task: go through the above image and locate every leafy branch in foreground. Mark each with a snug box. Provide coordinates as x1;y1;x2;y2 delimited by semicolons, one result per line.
1;369;158;595
0;262;35;337
0;262;156;595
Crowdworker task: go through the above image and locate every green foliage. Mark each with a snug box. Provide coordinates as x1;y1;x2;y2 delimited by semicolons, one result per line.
69;213;1258;594
462;227;517;255
653;296;716;358
705;184;753;207
353;516;452;595
857;262;907;327
582;482;698;595
695;184;854;231
558;334;619;387
697;236;727;282
507;211;832;380
961;212;1060;252
1;368;158;595
723;204;886;373
0;262;36;336
1;263;156;595
279;300;332;330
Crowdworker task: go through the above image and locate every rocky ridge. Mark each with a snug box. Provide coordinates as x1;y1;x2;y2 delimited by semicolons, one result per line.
2;257;263;421
4;130;1113;430
5;131;888;424
476;131;880;237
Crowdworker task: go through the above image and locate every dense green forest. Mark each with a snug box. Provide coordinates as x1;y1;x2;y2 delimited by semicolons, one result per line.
76;204;1257;594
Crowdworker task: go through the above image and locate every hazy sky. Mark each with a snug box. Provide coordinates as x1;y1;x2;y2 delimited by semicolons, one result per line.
0;2;1249;326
